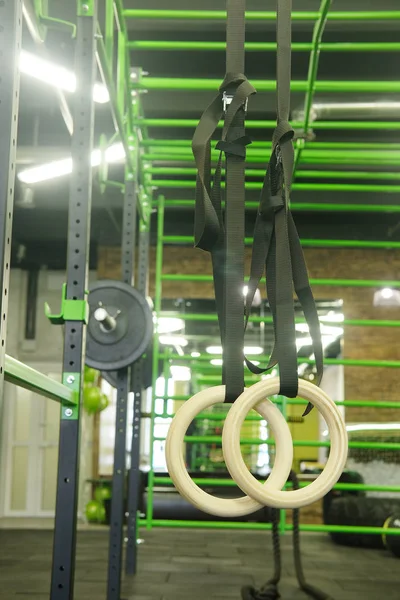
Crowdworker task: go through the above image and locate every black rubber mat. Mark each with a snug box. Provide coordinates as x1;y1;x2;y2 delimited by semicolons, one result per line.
0;528;398;599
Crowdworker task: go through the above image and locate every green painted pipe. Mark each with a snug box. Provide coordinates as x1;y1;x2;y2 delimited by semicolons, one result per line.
143;150;400;164
158;310;400;328
123;10;400;21
161;274;400;288
300;157;400;166
295;524;400;535
142;145;400;161
142;153;400;167
296;0;332;174
135;118;400;130
161;200;400;213
160;352;400;369
154;436;400;450
162;235;400;250
141;139;400;151
139;520;400;535
128;40;400;53
133;77;400;93
148;167;400;182
297;171;400;181
307;142;400;150
152;179;400;193
138;519;272;530
153;478;400;494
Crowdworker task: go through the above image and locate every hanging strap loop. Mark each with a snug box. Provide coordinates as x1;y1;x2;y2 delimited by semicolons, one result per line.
192;0;256;403
244;0;323;413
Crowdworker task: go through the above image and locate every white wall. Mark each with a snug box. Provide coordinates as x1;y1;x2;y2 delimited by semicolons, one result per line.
0;268;96;520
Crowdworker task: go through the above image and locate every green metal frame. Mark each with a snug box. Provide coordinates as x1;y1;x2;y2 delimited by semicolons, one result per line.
148;183;400;537
10;0;400;549
137;6;400;542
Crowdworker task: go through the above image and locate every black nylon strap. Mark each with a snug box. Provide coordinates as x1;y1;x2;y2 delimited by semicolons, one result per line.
192;0;255;402
244;0;323;413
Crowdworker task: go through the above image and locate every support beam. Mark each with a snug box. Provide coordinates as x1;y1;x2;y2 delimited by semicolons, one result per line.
125;224;150;575
0;0;23;419
106;177;137;600
50;3;96;597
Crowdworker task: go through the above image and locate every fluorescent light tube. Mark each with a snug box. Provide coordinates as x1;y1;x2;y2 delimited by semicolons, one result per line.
20;50;109;103
206;346;223;355
206;345;263;355
159;335;188;347
157;317;185;334
18;158;73;184
170;366;191;381
243;346;263;355
18;143;125;184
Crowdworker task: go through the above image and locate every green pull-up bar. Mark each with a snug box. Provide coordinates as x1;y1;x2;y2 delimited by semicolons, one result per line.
123;10;400;21
128;41;400;53
5;355;77;405
132;77;400;93
134;118;400;131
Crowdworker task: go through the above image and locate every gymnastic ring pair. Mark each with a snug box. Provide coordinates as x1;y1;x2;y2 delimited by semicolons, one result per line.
165;377;348;517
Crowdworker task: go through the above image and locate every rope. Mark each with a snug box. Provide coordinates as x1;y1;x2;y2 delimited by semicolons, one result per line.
290;471;334;600
241;472;334;600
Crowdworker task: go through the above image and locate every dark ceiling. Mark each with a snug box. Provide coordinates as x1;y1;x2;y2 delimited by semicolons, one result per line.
12;0;400;269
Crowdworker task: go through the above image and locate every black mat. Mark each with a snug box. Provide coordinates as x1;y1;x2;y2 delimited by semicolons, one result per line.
0;528;398;599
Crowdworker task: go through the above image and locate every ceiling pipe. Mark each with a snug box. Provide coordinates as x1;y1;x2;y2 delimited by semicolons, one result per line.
293;101;400;122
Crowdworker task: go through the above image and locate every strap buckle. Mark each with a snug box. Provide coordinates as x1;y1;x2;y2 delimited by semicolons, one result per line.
222;91;248;114
222;91;233;113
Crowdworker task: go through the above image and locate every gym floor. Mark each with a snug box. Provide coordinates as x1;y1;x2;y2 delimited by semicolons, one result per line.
0;528;397;599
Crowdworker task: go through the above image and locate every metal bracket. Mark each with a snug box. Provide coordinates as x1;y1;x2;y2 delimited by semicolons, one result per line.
222;90;248;114
139;186;152;232
222;91;233;112
45;283;89;325
61;373;80;420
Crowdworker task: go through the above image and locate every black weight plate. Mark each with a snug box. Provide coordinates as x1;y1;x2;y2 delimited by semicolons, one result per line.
86;280;153;371
101;346;163;390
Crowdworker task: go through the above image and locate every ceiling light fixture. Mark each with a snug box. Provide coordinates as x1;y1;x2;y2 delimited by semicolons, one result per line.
205;345;263;356
170;366;191;382
18;142;125;184
296;335;338;351
243;346;263;355
323;422;400;436
210;358;223;366
320;311;345;323
19;50;109;104
373;288;400;307
159;335;188;347
157;317;185;334
206;346;223;355
381;288;394;300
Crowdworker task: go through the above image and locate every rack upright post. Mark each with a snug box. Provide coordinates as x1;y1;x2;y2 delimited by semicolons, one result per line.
50;2;97;597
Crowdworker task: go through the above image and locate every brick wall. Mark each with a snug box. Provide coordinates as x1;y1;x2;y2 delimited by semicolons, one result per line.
99;244;400;525
98;245;400;422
